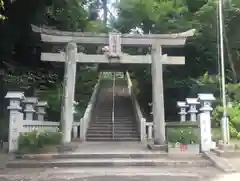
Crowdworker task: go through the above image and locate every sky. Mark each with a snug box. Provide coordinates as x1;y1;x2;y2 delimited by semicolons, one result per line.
99;0;118;22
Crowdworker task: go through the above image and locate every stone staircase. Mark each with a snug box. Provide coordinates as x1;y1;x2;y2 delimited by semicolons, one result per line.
86;79;140;141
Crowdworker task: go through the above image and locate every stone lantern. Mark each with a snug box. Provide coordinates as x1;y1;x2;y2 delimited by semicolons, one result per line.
197;93;216;151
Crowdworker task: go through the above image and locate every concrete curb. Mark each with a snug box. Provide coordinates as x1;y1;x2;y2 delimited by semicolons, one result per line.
14;152;207;160
203;151;236;173
15;152;169;160
212;149;240;158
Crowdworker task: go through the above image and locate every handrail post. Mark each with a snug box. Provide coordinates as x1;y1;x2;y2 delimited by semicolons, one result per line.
112;72;115;139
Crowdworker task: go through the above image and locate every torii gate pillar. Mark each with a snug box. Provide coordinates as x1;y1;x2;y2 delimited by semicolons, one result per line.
61;42;77;144
151;43;166;146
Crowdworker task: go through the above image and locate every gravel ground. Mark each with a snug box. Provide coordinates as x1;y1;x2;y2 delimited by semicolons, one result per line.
0;166;221;181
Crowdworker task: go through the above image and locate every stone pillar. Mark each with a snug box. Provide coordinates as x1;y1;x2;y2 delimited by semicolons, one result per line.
5;91;25;152
151;43;166;146
177;101;188;122
61;42;77;144
36;101;48;121
198;93;215;152
23;97;37;120
186;98;199;122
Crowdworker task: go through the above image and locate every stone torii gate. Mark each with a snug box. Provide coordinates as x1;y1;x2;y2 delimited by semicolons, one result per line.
32;25;195;146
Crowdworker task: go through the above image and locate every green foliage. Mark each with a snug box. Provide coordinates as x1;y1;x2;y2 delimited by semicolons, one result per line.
212;102;240;139
0;0;6;20
187;72;220;97
3;69;59;93
36;67;99;120
226;84;240;102
113;0;240;120
167;128;199;144
18;130;62;153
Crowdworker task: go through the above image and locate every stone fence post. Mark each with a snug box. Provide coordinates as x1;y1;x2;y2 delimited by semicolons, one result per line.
177;101;188;122
186;98;199;122
5;91;25;152
198;93;216;152
36;101;48;121
23;97;37;120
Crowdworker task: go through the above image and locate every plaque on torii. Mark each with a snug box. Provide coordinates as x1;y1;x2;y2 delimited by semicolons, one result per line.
108;32;122;58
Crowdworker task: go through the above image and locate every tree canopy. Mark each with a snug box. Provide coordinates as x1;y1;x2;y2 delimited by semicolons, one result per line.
1;0;240;120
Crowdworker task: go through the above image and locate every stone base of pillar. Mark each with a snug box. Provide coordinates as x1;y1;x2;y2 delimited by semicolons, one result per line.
58;142;79;153
218;142;235;151
147;143;168;151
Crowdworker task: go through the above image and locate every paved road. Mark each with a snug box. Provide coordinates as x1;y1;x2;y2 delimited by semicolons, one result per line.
0;175;202;181
0;167;221;181
227;158;240;171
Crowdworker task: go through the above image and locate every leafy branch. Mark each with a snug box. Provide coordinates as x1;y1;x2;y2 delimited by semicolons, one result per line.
0;0;6;20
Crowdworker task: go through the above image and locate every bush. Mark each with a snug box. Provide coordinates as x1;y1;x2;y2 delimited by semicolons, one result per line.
18;130;62;153
237;132;240;140
212;102;240;139
167;128;199;144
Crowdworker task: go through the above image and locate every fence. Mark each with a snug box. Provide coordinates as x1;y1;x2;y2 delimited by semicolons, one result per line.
5;92;80;152
145;94;216;152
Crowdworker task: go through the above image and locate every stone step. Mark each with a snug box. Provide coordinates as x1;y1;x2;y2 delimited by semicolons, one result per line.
7;158;212;168
86;137;140;141
87;131;139;137
92;118;136;120
94;114;134;116
86;136;140;141
15;152;169;160
91;119;137;122
86;129;139;134
86;133;139;138
93;119;136;122
90;120;138;126
14;152;208;160
88;127;137;131
88;127;138;131
90;122;137;125
89;126;137;129
94;115;135;118
90;123;136;126
88;125;137;129
94;117;135;120
89;123;137;126
92;119;136;122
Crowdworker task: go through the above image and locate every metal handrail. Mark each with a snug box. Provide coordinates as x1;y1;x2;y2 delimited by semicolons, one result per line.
112;72;115;139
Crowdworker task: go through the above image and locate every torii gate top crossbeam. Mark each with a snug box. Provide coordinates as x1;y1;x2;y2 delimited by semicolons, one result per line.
31;25;195;46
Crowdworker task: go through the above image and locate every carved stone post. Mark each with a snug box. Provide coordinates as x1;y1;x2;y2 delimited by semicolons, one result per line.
177;101;188;122
5;91;25;152
198;93;216;151
61;42;77;144
186;98;199;122
36;101;48;121
23;97;37;120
